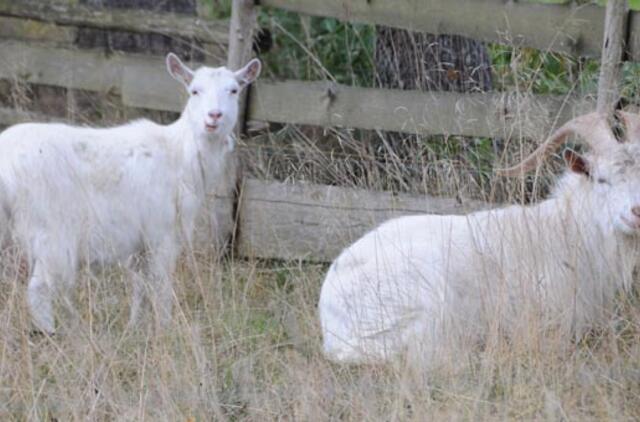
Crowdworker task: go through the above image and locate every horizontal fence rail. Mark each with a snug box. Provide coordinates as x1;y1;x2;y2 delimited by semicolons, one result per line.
0;0;229;45
0;41;190;124
237;178;491;262
0;40;596;139
261;0;607;57
248;80;595;139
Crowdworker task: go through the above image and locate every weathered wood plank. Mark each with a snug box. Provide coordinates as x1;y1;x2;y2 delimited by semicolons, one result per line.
0;41;212;112
228;0;258;133
0;16;225;64
236;178;492;261
248;80;596;139
0;15;75;44
121;57;186;112
0;41;122;92
0;0;229;45
0;41;597;139
260;0;605;57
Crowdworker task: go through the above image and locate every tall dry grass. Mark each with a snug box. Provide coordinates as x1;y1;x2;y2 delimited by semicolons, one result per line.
1;250;640;420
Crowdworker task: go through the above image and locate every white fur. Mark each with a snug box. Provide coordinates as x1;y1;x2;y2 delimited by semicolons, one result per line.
0;53;261;333
319;134;640;365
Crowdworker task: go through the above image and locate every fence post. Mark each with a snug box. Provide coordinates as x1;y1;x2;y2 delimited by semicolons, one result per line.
228;0;258;130
596;0;628;114
211;0;257;255
191;0;257;255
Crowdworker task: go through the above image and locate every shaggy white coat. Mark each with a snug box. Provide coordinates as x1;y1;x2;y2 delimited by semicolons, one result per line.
320;128;640;365
0;53;261;333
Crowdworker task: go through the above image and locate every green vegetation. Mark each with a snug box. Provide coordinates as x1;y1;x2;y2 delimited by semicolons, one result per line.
258;8;376;86
201;0;639;98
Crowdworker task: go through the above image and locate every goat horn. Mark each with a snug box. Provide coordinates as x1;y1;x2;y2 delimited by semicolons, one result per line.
497;112;617;177
617;110;640;143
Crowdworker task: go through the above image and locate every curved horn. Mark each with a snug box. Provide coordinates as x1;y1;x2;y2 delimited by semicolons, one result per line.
617;110;640;143
497;112;618;177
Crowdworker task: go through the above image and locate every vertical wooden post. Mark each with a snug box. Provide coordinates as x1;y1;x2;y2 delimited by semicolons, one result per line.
192;0;257;255
211;0;256;255
228;0;258;132
596;0;628;114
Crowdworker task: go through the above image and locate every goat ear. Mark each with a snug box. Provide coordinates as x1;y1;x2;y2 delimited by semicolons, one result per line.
166;53;193;89
563;149;590;177
235;58;261;88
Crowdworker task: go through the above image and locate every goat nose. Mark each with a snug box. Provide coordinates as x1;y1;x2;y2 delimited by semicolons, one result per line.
208;110;223;120
632;206;640;218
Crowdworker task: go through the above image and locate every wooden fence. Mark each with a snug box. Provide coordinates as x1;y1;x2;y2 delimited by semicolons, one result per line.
237;0;629;262
0;0;631;262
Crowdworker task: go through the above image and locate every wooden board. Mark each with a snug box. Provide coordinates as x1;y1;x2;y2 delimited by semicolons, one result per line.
0;15;226;63
0;40;599;139
248;80;596;139
121;56;186;112
0;41;123;92
0;40;213;113
0;39;597;138
595;0;628;114
0;0;229;45
0;15;75;44
236;178;492;262
260;0;605;57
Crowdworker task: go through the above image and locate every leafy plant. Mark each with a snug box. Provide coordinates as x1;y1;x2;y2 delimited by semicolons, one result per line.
258;8;375;86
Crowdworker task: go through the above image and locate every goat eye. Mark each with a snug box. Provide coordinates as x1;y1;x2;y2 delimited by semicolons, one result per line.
191;89;199;96
597;177;609;185
230;88;238;95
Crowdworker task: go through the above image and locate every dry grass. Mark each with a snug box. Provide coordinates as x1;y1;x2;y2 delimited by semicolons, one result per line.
1;250;640;421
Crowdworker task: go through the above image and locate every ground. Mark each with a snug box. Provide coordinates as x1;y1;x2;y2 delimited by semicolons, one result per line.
1;254;640;421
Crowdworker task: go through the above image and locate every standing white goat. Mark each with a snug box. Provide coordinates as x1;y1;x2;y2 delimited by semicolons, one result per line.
319;112;640;365
0;53;261;333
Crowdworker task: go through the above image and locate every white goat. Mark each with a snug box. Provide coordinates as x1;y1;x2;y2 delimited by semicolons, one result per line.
0;53;261;333
319;112;640;365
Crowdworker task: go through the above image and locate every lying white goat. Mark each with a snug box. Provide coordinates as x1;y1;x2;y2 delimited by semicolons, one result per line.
0;53;261;333
319;112;640;365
